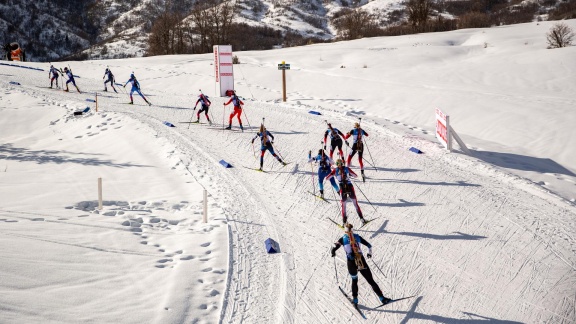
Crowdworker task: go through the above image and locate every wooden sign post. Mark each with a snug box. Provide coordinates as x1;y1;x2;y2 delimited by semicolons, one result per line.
278;61;290;102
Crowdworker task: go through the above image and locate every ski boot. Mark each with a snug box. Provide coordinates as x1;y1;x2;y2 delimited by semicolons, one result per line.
64;88;69;92
104;88;107;92
352;297;358;305
240;124;244;131
192;119;200;124
361;170;365;182
360;218;368;226
225;125;232;130
208;120;213;126
319;190;324;199
380;296;392;305
129;101;134;105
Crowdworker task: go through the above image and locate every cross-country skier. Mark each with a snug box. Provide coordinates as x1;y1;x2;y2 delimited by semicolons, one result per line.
124;72;151;106
223;91;244;131
344;122;369;178
48;65;61;89
251;124;287;171
326;159;366;225
308;149;339;199
62;67;80;93
324;123;348;159
331;223;391;306
103;68;117;93
193;92;212;124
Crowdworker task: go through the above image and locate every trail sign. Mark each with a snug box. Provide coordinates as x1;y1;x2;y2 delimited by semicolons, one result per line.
278;63;291;70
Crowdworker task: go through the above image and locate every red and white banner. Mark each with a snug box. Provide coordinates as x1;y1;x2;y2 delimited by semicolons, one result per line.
214;45;234;97
435;108;451;150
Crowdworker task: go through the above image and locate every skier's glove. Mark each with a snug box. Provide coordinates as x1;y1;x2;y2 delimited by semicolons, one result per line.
330;247;336;257
367;248;373;259
251;139;254;144
345;141;349;147
323;145;326;150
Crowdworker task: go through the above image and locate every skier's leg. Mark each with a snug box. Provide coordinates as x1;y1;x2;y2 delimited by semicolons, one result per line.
260;149;265;168
341;193;348;224
330;141;337;159
318;170;327;194
329;177;339;192
360;266;384;298
358;150;364;170
350;187;363;219
347;260;360;299
337;141;344;158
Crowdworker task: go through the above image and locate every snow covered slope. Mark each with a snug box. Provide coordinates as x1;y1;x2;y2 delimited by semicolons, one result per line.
0;20;575;323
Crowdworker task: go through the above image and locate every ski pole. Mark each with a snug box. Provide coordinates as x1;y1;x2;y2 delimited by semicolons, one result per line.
309;150;316;195
353;181;377;212
271;142;285;162
370;258;387;280
222;104;227;131
333;254;340;285
363;139;377;172
242;107;252;131
188;108;196;130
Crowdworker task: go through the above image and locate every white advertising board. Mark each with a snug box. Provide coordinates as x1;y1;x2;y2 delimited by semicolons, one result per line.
213;45;234;97
435;108;451;151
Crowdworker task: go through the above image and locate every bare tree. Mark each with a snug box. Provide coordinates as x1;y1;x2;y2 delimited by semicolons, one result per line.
188;0;236;54
406;0;432;32
333;8;380;40
147;11;188;56
546;22;575;49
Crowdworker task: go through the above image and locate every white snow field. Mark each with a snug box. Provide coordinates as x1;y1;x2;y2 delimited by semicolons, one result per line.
1;20;575;324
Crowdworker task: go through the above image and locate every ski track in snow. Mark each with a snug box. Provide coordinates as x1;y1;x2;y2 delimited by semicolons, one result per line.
2;63;576;324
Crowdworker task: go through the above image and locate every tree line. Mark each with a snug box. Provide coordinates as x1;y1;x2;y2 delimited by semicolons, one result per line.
146;0;575;57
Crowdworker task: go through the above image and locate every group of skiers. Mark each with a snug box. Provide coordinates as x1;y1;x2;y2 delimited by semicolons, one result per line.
48;65;80;93
249;115;390;307
51;66;152;106
309;121;394;307
46;63;390;307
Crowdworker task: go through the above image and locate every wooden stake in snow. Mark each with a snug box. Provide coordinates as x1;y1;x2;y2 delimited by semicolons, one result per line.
203;189;208;223
278;61;290;102
95;93;98;112
98;177;103;210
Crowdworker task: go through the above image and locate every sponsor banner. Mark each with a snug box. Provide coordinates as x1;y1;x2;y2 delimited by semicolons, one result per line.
214;45;234;96
435;108;450;150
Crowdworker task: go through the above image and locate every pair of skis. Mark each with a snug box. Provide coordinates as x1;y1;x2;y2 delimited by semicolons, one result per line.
338;286;416;318
328;217;376;229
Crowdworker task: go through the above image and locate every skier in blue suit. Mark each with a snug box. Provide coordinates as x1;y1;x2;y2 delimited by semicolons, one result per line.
308;149;339;199
331;223;390;306
62;67;80;92
124;72;151;106
251;124;287;171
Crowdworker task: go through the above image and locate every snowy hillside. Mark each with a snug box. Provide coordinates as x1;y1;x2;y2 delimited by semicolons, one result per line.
1;20;575;323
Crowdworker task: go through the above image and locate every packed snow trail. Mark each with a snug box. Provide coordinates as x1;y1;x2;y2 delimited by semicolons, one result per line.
2;59;575;324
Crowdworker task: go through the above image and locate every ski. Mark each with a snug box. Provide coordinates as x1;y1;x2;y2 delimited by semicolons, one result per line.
374;295;417;309
328;218;344;229
359;218;378;228
308;191;330;203
338;286;367;319
178;121;206;124
242;166;267;173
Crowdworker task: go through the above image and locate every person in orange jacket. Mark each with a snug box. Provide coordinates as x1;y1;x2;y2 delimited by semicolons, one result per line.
223;91;244;131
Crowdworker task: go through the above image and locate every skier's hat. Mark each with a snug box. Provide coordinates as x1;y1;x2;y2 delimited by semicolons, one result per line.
354;122;360;128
